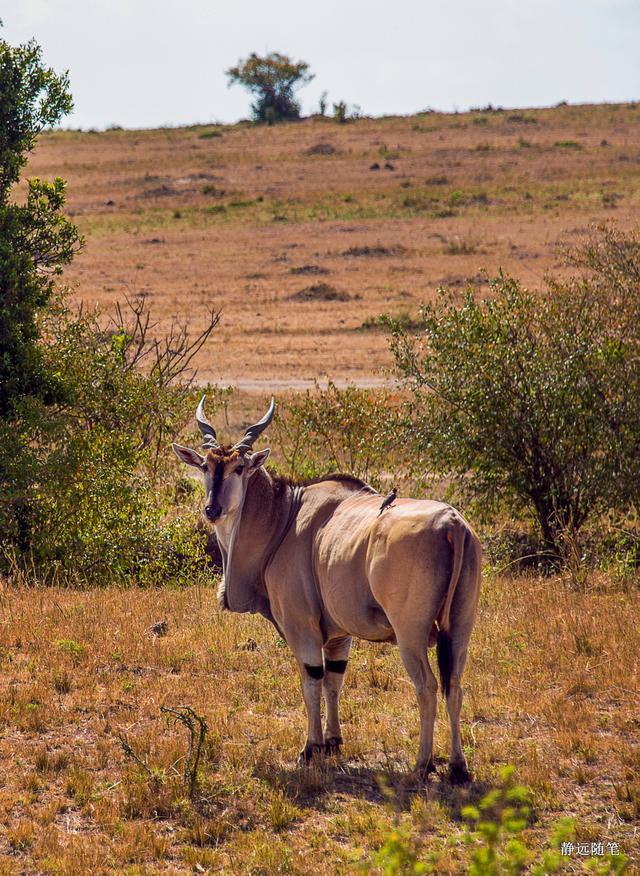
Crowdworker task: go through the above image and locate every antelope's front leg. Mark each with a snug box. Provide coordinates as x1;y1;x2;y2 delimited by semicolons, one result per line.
322;636;352;753
296;655;325;763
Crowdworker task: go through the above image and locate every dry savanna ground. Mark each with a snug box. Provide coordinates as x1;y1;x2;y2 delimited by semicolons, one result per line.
0;573;638;874
4;104;638;874
27;101;640;387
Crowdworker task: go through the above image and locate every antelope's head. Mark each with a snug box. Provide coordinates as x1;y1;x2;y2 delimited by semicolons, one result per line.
172;397;273;524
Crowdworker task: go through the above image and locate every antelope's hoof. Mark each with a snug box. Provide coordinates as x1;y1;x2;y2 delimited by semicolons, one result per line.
449;762;472;785
324;736;343;755
416;758;437;780
299;743;323;764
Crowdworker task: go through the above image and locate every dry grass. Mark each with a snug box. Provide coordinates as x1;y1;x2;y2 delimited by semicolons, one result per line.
0;572;637;873
6;101;640;872
25;102;640;388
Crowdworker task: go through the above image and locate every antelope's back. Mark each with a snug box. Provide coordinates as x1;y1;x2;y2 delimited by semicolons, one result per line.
312;492;472;637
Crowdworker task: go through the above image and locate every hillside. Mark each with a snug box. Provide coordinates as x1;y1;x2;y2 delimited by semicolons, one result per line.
29;102;640;388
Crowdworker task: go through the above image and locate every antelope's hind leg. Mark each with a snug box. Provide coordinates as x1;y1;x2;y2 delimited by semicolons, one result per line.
322;636;352;754
438;549;481;785
397;636;438;779
438;628;473;784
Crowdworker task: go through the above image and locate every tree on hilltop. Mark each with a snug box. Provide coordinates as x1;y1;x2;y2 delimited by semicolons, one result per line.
226;52;314;123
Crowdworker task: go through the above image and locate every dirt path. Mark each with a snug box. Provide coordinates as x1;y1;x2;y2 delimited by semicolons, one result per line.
208;376;396;392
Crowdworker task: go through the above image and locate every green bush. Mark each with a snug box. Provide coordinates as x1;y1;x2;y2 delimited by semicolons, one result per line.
369;766;628;874
272;382;420;493
388;227;640;562
0;295;222;583
0;29;225;585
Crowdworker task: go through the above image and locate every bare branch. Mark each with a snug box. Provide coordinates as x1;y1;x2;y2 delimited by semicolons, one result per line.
161;705;208;798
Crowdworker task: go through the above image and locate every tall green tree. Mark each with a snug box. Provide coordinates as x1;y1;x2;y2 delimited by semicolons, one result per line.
0;31;82;416
226;52;314;123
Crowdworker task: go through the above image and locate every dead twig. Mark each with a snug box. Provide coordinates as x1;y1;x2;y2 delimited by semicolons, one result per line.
161;704;208;798
117;733;155;779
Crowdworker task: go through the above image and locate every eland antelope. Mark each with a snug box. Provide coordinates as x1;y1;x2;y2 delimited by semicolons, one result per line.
173;398;482;782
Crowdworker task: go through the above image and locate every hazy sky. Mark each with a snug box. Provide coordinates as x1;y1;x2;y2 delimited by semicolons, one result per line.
4;0;640;129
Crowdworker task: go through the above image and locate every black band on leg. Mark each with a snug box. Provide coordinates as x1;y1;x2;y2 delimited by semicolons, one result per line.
325;659;348;674
304;663;324;680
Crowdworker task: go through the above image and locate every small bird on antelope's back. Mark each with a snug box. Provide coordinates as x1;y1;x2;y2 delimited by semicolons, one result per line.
378;487;397;516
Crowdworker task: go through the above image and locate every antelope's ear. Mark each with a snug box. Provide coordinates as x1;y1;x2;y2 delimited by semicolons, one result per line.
247;448;270;474
172;443;205;469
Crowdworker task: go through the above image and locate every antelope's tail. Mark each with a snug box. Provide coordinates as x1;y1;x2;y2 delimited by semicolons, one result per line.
436;520;466;697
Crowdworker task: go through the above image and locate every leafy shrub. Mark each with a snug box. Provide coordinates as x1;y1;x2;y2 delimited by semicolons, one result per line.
272;382;422;493
0;294;222;583
369;766;628;874
388;227;640;561
369;824;431;874
461;765;532;874
0;31;223;587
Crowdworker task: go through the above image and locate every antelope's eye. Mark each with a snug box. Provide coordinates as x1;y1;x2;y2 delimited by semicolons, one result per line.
235;465;244;475
201;463;208;473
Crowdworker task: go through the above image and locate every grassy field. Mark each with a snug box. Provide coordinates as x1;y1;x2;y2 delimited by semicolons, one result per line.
5;104;638;873
27;101;640;387
0;571;637;874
